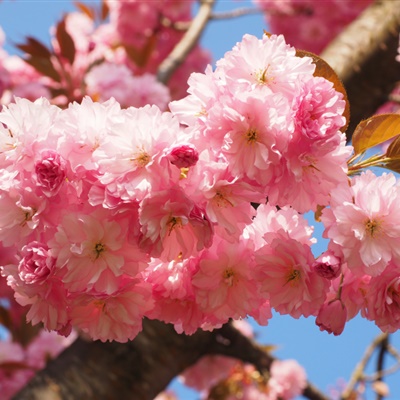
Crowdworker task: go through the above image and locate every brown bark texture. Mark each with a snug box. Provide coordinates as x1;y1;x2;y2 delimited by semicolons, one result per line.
320;0;400;141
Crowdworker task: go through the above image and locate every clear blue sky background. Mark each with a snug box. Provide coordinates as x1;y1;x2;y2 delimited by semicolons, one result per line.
1;1;400;399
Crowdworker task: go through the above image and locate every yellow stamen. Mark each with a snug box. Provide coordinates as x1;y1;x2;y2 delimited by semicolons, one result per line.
245;128;258;145
168;216;183;236
93;242;106;260
365;219;381;237
223;268;237;287
284;268;301;287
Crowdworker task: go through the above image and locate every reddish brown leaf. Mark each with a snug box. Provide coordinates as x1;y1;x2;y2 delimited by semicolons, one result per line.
101;0;109;21
16;36;52;58
386;133;400;158
74;1;96;20
56;18;76;65
296;49;350;134
124;34;157;68
352;114;400;155
24;56;61;82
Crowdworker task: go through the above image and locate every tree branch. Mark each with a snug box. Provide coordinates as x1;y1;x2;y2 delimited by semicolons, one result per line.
320;0;400;141
157;0;216;84
13;320;328;400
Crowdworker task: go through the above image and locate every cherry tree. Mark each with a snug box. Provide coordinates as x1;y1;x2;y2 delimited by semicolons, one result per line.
1;1;400;399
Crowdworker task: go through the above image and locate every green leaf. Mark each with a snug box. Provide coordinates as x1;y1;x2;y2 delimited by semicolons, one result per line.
56;18;76;65
296;49;350;134
352;114;400;155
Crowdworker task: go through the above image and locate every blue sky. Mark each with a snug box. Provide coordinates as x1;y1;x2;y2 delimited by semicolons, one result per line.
1;1;400;399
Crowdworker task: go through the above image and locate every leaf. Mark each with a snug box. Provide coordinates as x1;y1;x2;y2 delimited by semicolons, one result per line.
100;0;109;21
383;158;400;174
56;18;76;65
16;36;52;58
352;114;400;155
24;55;61;82
74;1;96;20
124;34;157;68
296;49;350;134
385;133;400;157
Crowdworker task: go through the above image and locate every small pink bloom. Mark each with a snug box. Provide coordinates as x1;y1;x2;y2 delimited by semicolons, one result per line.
18;242;55;285
35;150;67;196
168;144;199;168
316;299;347;335
269;359;307;400
312;251;342;280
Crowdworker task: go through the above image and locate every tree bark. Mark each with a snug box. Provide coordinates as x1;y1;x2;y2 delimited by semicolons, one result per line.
13;319;328;400
320;0;400;141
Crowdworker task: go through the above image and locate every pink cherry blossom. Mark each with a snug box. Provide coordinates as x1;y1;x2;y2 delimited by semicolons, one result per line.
255;238;328;318
363;262;400;332
139;188;213;261
269;359;307;400
192;237;263;325
17;242;55;285
34;150;67;197
321;170;400;276
49;210;148;294
216;33;315;98
70;279;153;343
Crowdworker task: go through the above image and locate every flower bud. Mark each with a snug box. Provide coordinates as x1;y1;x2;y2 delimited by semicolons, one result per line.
168;144;199;168
316;299;347;335
312;251;341;279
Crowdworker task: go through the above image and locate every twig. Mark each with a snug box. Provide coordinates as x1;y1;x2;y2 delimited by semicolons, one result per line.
157;0;216;84
375;334;389;400
341;332;389;400
210;7;263;20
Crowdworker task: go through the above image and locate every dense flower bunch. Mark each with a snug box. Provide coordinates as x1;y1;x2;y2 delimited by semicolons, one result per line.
0;33;345;343
253;0;372;54
2;32;400;349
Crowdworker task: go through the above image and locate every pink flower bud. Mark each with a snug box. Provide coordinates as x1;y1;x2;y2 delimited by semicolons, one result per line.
168;144;199;168
312;251;341;279
18;242;55;285
316;299;347;336
35;150;66;196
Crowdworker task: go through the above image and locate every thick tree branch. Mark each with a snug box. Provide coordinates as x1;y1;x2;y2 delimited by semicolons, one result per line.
320;0;400;141
157;0;215;84
14;320;328;400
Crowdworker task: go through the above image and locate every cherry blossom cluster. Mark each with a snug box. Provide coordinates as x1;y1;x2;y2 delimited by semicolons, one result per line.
253;0;372;54
0;0;210;107
0;33;349;343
